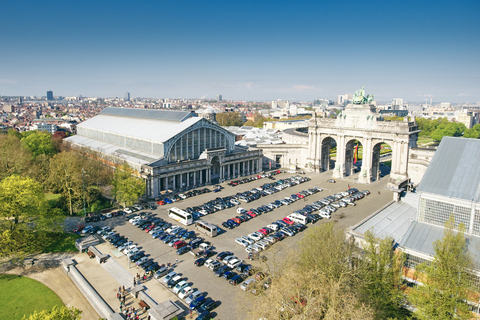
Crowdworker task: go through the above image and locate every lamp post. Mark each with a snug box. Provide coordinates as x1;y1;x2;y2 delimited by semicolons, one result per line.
82;168;87;218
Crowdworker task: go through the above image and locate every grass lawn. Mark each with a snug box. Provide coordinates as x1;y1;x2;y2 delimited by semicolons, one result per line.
41;232;81;253
0;274;64;320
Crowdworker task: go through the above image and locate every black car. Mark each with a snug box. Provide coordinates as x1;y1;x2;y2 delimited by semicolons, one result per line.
197;299;217;314
145;263;159;273
216;251;233;261
214;265;231;277
176;246;190;255
130;252;145;262
138;259;153;268
222;221;234;229
203;250;215;258
194;258;205;267
222;271;236;280
89;226;101;234
236;263;251;273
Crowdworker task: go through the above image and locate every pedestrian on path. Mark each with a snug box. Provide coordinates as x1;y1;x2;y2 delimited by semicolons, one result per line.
378;191;381;195
175;258;178;264
133;278;136;286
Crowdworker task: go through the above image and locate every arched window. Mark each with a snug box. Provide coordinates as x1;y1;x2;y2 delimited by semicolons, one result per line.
167;127;233;163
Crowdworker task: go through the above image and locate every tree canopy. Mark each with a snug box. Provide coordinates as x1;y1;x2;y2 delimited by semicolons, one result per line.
415;117;478;141
23;306;82;320
215;112;245;126
247;223;409;320
410;216;474;320
21;131;57;159
112;163;146;207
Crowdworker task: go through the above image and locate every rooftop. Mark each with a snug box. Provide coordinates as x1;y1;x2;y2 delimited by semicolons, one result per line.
100;107;195;122
417;136;480;201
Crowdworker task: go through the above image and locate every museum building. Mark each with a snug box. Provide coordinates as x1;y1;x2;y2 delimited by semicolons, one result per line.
66;107;262;198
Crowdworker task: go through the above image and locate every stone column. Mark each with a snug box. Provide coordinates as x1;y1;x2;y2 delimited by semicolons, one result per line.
151;177;159;198
359;138;373;184
333;135;346;179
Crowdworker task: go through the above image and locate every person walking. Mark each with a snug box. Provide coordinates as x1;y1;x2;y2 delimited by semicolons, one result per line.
175;258;178;264
133;277;136;287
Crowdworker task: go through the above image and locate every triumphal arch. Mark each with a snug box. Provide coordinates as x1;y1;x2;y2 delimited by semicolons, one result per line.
307;87;419;187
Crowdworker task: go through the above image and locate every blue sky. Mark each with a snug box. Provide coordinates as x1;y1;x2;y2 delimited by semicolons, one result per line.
1;0;479;102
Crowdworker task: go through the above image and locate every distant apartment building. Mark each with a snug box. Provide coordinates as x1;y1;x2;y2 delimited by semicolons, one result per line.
2;104;14;113
272;100;289;109
163;102;172;108
47;90;54;101
32;122;58;134
216;94;222;102
336;93;353;106
124;92;130;101
456;110;474;128
391;98;404;110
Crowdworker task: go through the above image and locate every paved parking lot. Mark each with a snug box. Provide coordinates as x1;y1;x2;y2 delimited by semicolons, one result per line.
84;171;393;319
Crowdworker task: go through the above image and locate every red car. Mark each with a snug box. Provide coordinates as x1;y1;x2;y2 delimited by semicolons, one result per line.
157;200;166;205
173;241;186;249
296;193;305;199
145;225;156;232
282;217;294;225
232;217;242;224
73;224;85;233
258;229;268;235
246;211;257;218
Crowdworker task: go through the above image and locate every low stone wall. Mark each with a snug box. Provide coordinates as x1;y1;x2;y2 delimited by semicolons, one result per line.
65;261;118;320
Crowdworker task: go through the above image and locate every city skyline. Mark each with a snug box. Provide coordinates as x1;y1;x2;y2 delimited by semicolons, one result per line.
0;0;479;102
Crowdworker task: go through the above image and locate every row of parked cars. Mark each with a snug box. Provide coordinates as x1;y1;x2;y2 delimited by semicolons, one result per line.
237;219;308;253
159;270;217;320
182;176;311;221
193;251;271;296
222;186;322;229
226;170;283;187
156;188;212;206
97;226;164;274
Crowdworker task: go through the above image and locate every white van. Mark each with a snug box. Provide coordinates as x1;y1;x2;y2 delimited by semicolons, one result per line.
288;213;308;225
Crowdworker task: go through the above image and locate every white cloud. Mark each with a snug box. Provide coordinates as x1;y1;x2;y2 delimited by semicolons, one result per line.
292;85;315;91
458;93;469;97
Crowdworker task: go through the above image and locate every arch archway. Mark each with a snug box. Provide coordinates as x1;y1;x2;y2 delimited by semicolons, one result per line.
320;136;337;172
345;139;363;177
211;156;221;184
372;142;392;181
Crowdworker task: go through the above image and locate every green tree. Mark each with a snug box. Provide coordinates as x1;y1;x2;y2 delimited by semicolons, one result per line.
0;175;47;231
0;175;61;259
360;231;407;320
21;131;56;159
216;112;244;126
112;163;145;207
248;223;376;319
0;134;31;181
23;306;82;320
48;151;111;215
463;128;480;139
7;128;23;139
410;216;473;320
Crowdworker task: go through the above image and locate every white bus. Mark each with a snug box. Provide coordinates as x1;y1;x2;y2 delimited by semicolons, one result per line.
288;213;308;225
168;207;193;226
195;219;218;237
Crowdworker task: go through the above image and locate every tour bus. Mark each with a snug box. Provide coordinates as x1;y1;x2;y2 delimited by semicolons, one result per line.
287;213;308;225
168;207;193;226
195;219;218;237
